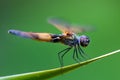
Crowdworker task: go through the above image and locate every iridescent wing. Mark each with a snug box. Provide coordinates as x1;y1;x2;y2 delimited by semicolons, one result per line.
8;29;53;42
48;18;91;34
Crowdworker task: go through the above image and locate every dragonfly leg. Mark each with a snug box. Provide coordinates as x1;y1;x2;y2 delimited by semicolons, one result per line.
77;44;86;59
73;46;81;63
77;44;90;59
58;47;72;67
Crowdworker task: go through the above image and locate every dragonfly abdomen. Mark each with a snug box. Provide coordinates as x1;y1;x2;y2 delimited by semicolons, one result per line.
8;29;54;42
8;29;33;38
50;34;63;43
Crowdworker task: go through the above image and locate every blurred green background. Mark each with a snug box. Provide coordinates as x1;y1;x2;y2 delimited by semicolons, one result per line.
0;0;120;80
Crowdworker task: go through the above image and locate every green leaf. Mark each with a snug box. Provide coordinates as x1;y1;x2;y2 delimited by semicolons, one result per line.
1;49;120;80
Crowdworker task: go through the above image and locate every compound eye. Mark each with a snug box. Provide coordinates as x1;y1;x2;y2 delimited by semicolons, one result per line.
80;35;90;47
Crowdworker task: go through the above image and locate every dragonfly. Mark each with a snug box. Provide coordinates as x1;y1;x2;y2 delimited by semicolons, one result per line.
8;18;90;67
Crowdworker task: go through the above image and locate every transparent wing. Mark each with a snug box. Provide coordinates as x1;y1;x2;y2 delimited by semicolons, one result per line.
8;29;52;42
48;18;92;34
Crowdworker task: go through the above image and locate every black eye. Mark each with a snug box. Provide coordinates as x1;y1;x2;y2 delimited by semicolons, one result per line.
87;39;90;43
86;39;89;42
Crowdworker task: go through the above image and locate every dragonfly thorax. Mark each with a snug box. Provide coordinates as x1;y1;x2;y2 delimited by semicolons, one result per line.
59;34;78;46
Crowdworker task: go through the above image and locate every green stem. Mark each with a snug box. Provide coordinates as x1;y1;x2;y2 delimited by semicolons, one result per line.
1;49;120;80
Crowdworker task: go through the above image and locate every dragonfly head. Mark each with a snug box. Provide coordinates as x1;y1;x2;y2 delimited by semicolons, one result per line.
80;35;90;47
